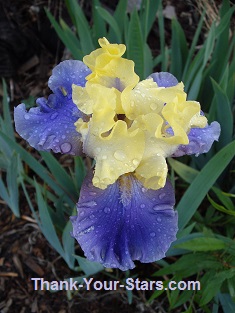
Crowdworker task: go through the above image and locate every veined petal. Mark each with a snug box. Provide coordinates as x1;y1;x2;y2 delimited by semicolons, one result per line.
48;60;91;98
172;121;221;157
14;60;89;155
71;172;178;271
148;72;178;87
14;99;82;155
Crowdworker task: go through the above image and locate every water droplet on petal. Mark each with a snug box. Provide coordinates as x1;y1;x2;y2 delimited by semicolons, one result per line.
104;207;110;214
114;150;126;161
89;214;95;219
83;201;97;207
80;211;84;216
95;147;101;153
150;232;156;237
140;204;145;208
159;193;166;200
51;113;58;120
24;114;30;120
77;225;94;236
89;191;97;196
157;217;162;222
132;159;139;166
60;142;72;153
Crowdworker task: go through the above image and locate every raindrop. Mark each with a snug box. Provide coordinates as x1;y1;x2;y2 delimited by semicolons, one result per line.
104;207;111;214
83;201;97;207
95;147;101;153
60;142;72;153
24;114;30;120
51;112;58;120
159;193;166;200
132;159;139;166
89;191;97;196
78;225;94;235
150;232;156;237
114;150;126;161
62;135;66;139
140;204;145;209
157;217;162;222
89;214;95;219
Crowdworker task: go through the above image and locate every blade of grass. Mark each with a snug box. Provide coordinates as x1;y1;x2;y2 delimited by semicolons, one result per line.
95;6;122;42
157;1;167;71
65;0;95;54
45;10;82;59
182;11;205;80
40;151;79;203
0;131;75;208
177;141;235;230
211;78;233;149
35;181;65;256
2;79;15;140
127;9;144;79
170;19;188;79
91;0;107;42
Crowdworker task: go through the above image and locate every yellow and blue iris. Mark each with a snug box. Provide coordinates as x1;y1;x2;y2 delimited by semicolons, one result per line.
14;38;221;270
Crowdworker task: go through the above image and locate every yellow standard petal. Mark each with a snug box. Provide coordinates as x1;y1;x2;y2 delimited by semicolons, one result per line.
85;120;145;189
121;79;185;120
135;155;168;190
83;37;139;92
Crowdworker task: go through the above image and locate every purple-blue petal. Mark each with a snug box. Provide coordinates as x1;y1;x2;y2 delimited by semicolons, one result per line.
48;60;91;98
14;60;91;155
172;121;221;157
71;172;178;271
14;98;82;155
148;72;178;87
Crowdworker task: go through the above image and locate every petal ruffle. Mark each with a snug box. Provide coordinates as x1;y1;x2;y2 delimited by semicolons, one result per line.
148;72;178;87
71;172;178;271
172;121;221;157
14;60;90;155
48;60;91;98
14;100;82;155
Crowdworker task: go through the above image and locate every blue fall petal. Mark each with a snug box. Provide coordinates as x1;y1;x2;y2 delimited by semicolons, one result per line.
14;60;91;155
71;172;178;271
148;72;178;87
172;121;221;157
48;60;91;99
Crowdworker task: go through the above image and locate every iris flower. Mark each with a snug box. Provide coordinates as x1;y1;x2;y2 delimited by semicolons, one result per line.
14;38;220;271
